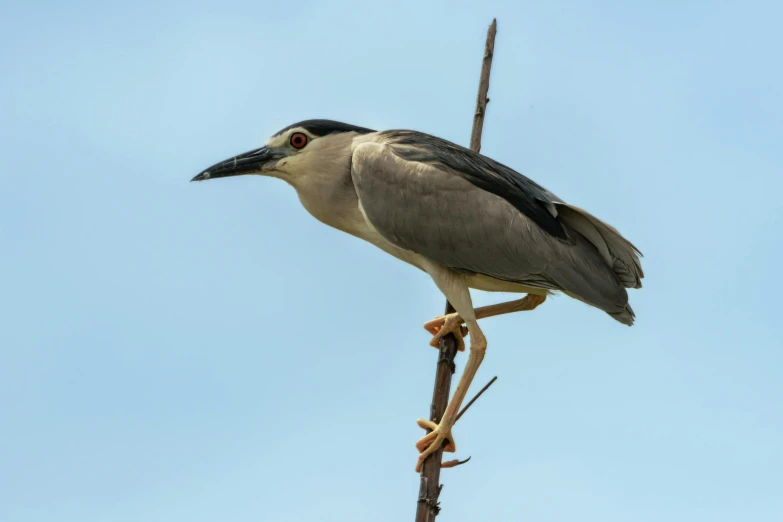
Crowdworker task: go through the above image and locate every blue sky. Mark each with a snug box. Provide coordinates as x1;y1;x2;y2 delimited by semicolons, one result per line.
2;1;782;520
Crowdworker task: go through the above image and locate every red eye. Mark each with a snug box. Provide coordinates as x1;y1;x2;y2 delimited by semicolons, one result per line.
290;132;308;149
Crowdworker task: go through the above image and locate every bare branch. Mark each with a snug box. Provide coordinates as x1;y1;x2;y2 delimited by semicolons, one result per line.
415;18;498;522
470;18;497;153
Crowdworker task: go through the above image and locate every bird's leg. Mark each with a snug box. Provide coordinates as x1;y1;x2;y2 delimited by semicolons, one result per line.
474;293;547;320
415;266;487;472
424;294;546;350
416;317;486;471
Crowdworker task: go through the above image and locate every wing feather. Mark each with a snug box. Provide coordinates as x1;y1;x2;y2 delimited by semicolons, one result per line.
378;130;568;239
350;141;636;323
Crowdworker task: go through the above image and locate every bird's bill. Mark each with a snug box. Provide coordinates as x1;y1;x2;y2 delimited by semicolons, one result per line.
191;146;286;182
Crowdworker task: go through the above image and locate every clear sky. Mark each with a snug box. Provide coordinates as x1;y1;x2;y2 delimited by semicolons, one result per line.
2;1;782;521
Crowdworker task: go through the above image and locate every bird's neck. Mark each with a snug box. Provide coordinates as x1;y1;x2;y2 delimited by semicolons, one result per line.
294;171;357;227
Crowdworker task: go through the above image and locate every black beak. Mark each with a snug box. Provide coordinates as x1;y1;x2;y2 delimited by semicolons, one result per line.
191;146;284;182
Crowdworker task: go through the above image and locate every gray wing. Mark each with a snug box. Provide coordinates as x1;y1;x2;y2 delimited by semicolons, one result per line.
351;139;640;324
376;129;567;240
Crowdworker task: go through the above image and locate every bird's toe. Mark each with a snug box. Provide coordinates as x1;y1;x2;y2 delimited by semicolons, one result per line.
424;313;467;351
415;418;457;472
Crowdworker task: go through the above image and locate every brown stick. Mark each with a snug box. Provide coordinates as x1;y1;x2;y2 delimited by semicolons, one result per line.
415;18;498;522
470;18;497;154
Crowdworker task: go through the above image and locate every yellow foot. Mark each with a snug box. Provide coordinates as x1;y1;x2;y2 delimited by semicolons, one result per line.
423;313;467;351
415;418;457;472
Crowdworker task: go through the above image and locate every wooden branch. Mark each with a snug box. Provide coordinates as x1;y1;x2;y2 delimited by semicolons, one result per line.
415;300;458;522
415;18;498;522
470;18;497;154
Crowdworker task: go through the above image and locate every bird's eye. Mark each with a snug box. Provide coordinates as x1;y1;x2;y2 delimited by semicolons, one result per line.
290;132;308;149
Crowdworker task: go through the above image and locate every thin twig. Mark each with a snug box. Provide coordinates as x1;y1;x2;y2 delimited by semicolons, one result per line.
455;376;498;423
415;18;498;522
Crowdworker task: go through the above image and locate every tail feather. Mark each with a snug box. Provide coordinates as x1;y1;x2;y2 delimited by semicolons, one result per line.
608;303;636;326
557;204;644;289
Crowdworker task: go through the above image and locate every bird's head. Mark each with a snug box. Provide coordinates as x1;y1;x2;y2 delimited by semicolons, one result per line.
191;119;375;184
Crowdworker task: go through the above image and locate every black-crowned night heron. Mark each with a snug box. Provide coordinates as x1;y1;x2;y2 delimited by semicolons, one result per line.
192;119;644;471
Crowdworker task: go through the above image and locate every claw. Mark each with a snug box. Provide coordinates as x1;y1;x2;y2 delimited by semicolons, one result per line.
442;456;471;468
415;418;457;472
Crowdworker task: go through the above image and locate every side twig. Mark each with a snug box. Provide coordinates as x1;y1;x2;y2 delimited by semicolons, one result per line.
456;375;498;423
415;18;498;522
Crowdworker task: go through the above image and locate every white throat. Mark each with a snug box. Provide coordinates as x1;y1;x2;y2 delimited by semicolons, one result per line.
277;132;365;235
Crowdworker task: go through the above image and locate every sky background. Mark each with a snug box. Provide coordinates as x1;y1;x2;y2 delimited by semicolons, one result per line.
2;1;782;521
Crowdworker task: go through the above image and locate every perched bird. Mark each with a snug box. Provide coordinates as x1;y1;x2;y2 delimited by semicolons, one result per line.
192;119;643;471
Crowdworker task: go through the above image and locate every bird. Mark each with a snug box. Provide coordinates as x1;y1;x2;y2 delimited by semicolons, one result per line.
192;119;644;471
